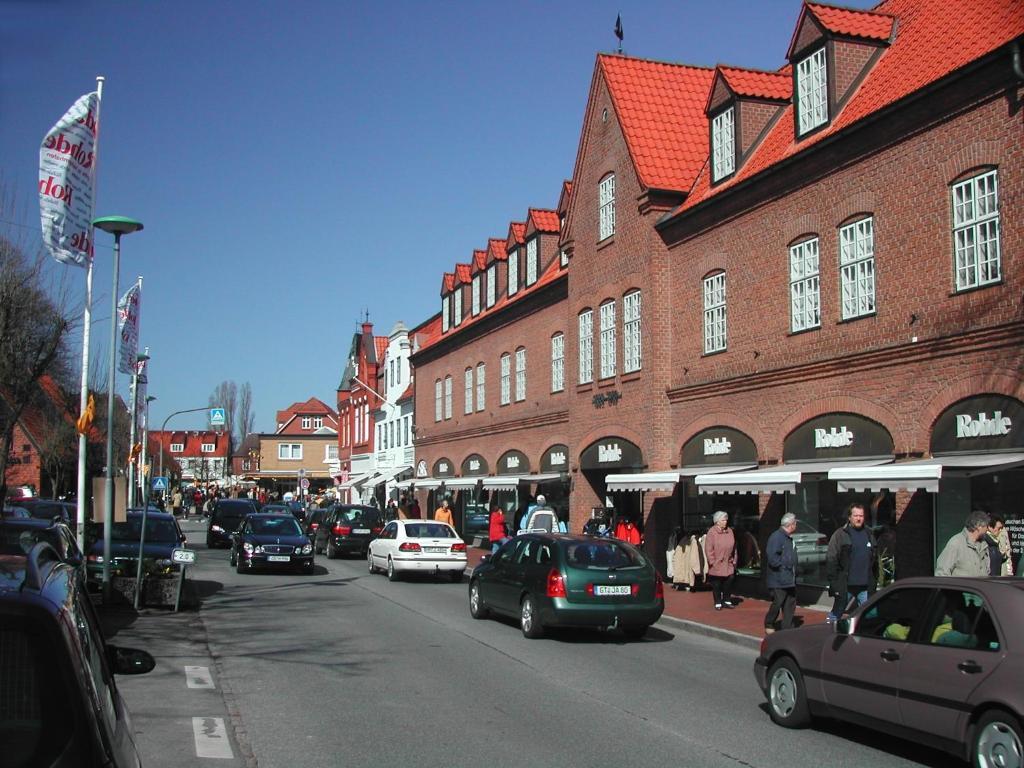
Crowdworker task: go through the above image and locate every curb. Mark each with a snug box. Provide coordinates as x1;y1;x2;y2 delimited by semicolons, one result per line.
657;613;763;651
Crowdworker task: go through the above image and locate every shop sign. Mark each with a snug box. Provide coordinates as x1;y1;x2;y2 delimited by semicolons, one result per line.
1005;517;1024;558
932;395;1024;454
416;460;428;478
784;413;893;461
497;449;530;475
432;458;454;478
580;437;642;470
681;428;757;467
541;444;569;473
461;453;489;476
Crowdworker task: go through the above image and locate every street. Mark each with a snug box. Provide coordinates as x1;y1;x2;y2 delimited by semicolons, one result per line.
108;518;962;768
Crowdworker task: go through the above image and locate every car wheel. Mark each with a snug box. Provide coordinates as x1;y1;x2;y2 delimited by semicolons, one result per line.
973;708;1023;768
326;541;336;560
622;625;648;639
229;549;236;567
236;558;245;575
449;569;463;583
469;580;489;619
367;550;377;574
387;557;399;582
520;594;543;639
767;657;811;728
314;540;322;555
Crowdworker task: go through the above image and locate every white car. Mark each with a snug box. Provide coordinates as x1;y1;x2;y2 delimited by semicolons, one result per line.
367;520;467;582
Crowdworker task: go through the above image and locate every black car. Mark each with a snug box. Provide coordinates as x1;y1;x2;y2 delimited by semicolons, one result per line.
86;510;187;581
313;504;383;558
13;498;76;524
207;499;259;548
0;516;86;585
0;541;155;768
303;507;326;539
230;513;314;574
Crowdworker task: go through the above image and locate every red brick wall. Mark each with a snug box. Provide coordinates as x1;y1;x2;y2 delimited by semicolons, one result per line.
5;424;42;492
739;100;782;156
833;39;878;104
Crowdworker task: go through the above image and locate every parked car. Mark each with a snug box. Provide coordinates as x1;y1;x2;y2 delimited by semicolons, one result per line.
367;519;466;581
286;500;307;522
0;516;86;585
314;504;383;558
469;534;664;639
2;505;32;518
13;498;76;524
303;507;326;540
86;510;186;581
229;513;313;574
207;499;259;548
754;576;1024;766
0;542;155;768
463;503;490;540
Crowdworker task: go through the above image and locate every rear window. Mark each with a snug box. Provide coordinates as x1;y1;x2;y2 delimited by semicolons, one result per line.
23;503;69;521
564;541;644;569
338;508;381;525
250;517;303;536
0;527;60;556
404;523;456;539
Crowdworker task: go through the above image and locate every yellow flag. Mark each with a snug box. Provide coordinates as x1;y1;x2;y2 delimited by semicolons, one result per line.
76;393;95;436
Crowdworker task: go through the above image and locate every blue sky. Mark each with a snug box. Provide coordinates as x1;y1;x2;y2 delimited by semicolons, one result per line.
2;0;875;434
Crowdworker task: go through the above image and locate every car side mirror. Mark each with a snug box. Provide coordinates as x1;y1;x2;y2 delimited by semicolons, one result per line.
835;617;855;635
107;645;156;675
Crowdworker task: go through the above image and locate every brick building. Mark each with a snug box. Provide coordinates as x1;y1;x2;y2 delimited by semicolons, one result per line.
403;0;1022;594
148;430;231;488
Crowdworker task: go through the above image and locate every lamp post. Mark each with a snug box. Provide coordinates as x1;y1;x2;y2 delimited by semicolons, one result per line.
92;215;143;601
127;350;149;508
158;406;219;483
141;395;156;508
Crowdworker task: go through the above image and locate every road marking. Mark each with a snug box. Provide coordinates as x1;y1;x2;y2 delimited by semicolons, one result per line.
185;665;215;689
192;717;234;759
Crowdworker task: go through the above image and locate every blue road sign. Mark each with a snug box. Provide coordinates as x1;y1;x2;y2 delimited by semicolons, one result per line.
209;408;226;426
152;476;169;491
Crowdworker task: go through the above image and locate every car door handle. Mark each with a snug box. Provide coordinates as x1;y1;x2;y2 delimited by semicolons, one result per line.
958;660;983;674
880;649;900;662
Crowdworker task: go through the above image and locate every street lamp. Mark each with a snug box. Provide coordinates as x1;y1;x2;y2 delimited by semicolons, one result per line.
158;406;219;482
127;350;149;508
92;215;143;601
141;395;157;508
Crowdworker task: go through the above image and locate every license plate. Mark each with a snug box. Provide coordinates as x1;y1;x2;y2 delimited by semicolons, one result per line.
594;585;631;596
353;528;371;534
425;546;447;553
267;555;290;562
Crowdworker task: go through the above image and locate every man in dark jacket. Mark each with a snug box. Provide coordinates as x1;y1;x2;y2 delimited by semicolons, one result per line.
826;503;878;623
764;513;799;634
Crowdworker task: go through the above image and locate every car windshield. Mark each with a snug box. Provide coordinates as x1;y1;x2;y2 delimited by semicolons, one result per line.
339;508;380;524
214;512;246;527
404;523;456;539
111;518;180;543
250;517;303;536
565;540;644;569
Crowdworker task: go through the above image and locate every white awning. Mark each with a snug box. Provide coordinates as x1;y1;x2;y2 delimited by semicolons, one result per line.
367;465;413;487
395;479;415;491
482;476;522;491
527;472;563;483
337;473;369;490
697;459;890;495
442;477;480;489
413;477;443;490
830;452;1024;493
678;463;757;477
606;471;681;492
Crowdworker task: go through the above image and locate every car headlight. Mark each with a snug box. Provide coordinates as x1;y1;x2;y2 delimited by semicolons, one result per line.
211;525;224;533
243;542;254;554
254;544;264;554
301;543;312;554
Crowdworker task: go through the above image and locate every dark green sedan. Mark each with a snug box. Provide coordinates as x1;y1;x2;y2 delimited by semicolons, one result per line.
468;534;664;639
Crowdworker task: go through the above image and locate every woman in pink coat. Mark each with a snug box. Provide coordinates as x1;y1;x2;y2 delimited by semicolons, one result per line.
705;511;737;610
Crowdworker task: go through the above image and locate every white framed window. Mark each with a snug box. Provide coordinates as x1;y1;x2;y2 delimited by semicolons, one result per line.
599;174;616;240
453;289;462;326
796;48;827;135
790;238;821;332
444;375;452;420
476;363;485;412
599;300;616;379
169;443;184;453
703;273;727;354
355;406;362;443
560;249;569;267
623;290;641;373
486;264;497;307
500;353;511;405
201;443;215;453
434;379;442;422
551;333;564;393
278;443;302;460
464;368;473;414
526;238;538;285
472;275;481;315
953;170;1001;291
389;421;395;449
508;249;519;296
301;416;311;430
515;348;526;402
313;416;323;429
404;416;411;445
378;423;383;449
442;295;450;333
326;444;338;461
840;216;876;319
578;309;593;385
711;107;735;181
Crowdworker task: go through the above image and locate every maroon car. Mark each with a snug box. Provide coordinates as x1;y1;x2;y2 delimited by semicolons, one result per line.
754;576;1023;766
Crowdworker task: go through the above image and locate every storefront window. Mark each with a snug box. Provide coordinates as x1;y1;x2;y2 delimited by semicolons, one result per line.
685;488;760;575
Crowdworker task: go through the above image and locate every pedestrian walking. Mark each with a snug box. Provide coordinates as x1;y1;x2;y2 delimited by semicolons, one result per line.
764;513;799;634
983;514;1012;576
434;497;455;527
488;503;508;554
172;488;183;517
407;498;422;519
704;511;737;610
935;510;990;577
825;502;878;623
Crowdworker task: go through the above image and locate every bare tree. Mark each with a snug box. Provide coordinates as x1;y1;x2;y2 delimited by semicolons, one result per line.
34;385;78;497
208;380;238;453
237;381;255;441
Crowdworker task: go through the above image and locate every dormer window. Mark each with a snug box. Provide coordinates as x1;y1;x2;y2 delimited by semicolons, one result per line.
508;248;519;297
711;107;735;181
453;288;462;326
486;264;497;307
201;443;216;452
598;174;615;240
796;48;827;135
442;294;450;332
301;417;311;429
525;238;538;286
170;443;184;453
471;274;481;315
313;417;323;429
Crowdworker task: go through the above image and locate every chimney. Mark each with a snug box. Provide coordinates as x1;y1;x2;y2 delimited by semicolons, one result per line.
362;321;373;336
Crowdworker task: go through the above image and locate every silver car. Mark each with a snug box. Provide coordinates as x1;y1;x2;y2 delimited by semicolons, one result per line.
754;576;1023;766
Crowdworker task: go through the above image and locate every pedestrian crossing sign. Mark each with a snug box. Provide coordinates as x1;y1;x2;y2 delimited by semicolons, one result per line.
152;476;169;491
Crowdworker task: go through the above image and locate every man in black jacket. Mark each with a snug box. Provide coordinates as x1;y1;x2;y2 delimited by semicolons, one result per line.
826;502;877;623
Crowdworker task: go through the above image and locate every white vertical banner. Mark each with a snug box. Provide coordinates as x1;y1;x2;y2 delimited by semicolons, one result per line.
39;92;99;267
117;279;141;374
135;364;148;428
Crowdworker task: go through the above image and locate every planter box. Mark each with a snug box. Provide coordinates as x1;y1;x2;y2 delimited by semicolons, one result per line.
142;574;181;607
109;576;138;606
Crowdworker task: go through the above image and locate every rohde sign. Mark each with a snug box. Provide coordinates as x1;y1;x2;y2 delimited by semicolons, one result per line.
704;437;731;456
956;411;1012;439
580;437;642;470
598;443;622;463
815;426;854;449
682;428;757;467
784;413;893;461
932;396;1024;454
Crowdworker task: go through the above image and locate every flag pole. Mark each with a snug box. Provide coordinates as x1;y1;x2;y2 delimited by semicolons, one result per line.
76;74;104;552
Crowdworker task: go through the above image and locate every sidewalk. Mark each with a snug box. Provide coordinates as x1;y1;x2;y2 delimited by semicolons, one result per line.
465;546;827;650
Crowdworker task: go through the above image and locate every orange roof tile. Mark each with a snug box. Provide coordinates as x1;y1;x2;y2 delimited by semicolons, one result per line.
718;65;792;102
676;0;1023;217
508;222;526;245
599;54;715;191
374;336;388;363
487;238;508;262
528;208;561;234
473;249;487;270
442;272;455;293
806;2;895;42
455;263;472;284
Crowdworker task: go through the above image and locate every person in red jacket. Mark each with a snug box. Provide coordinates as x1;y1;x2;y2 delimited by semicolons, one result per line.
488;504;508;553
614;517;641;546
705;511;737;610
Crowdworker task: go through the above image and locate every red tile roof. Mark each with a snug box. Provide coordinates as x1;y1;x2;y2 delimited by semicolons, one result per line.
374;336;388;363
397;382;414;402
717;65;792;102
527;208;560;234
598;54;715;191
473;249;487;270
805;2;895;43
676;0;1024;216
487;238;508;262
442;272;455;293
508;222;526;245
455;263;472;284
